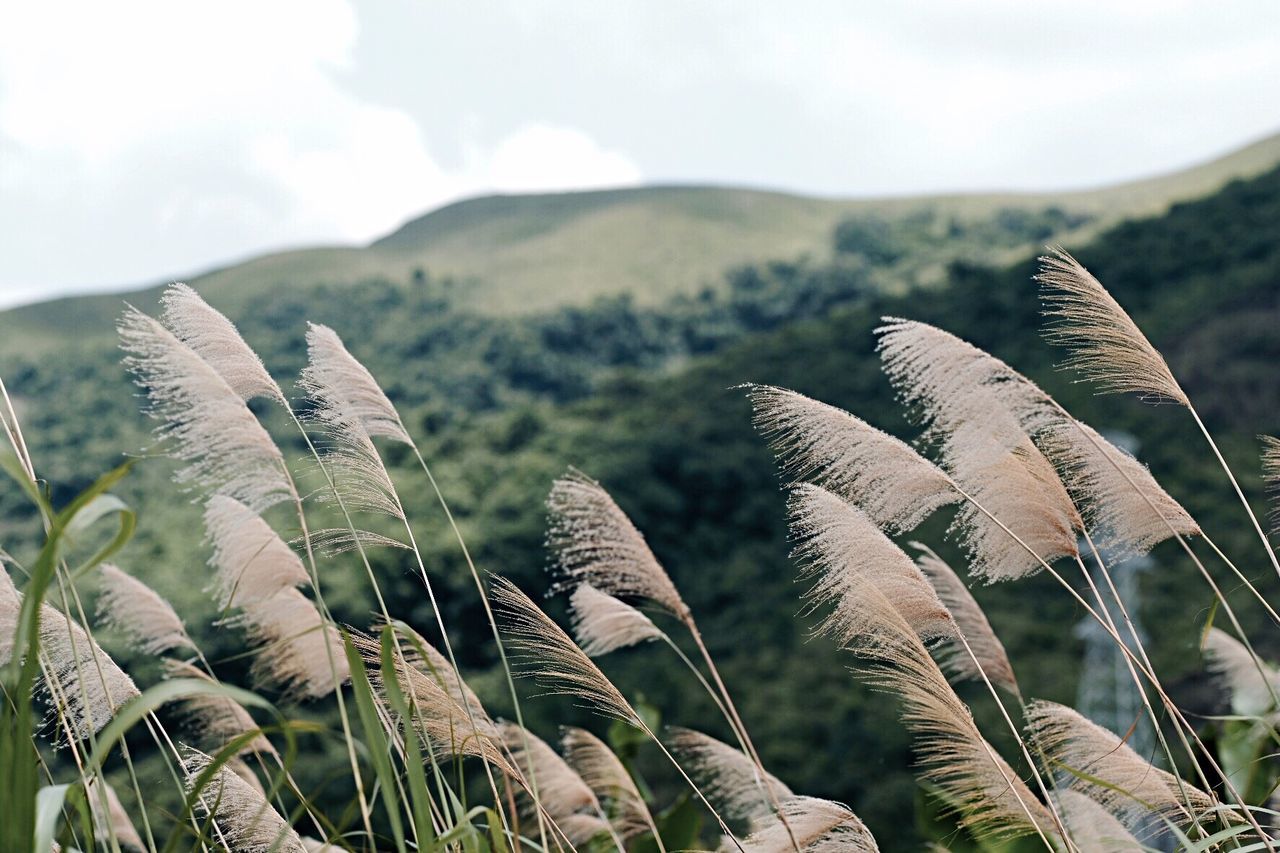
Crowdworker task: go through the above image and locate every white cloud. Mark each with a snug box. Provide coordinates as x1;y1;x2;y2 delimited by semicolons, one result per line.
0;1;643;302
482;124;642;193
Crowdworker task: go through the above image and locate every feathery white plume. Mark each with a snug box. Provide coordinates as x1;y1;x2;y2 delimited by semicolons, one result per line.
1037;248;1187;405
119;306;292;513
945;425;1081;582
183;747;306;852
299;323;410;444
159;283;284;404
1053;790;1144;852
555;813;612;846
886;629;1055;840
40;604;140;742
86;776;144;851
1203;627;1280;717
910;544;1018;696
302;527;409;557
372;621;491;730
562;726;658;841
1025;700;1214;828
304;408;405;520
296;325;410;524
237;589;349;700
745;384;958;532
1261;436;1280;535
227;755;267;796
500;722;605;843
492;576;640;725
787;488;1050;839
1039;420;1198;559
878;318;1180;570
785;513;1052;843
163;659;276;756
547;470;689;619
671;727;794;827
205;496;310;610
569;584;662;656
787;484;954;646
739;796;878;853
352;632;508;768
0;568;19;666
876;318;1055;442
96;563;193;655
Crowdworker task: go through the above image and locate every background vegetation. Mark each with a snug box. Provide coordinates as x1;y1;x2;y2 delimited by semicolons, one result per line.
3;154;1280;849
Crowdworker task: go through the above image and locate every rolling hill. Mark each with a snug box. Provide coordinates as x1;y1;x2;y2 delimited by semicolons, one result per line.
1;129;1278;358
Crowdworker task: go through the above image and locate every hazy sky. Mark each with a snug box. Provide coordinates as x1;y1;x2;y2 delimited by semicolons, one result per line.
2;2;1278;307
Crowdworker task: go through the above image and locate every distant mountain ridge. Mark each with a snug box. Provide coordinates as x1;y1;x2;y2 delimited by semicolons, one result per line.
2;129;1278;358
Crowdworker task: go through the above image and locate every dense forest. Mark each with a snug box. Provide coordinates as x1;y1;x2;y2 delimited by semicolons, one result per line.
3;166;1279;849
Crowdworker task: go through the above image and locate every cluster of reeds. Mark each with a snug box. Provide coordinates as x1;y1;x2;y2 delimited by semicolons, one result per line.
1;249;1278;852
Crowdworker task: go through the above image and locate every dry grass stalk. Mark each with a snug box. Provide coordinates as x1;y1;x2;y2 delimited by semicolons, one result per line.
183;747;306;853
86;776;145;851
491;576;640;726
500;722;606;843
670;727;794;828
547;470;689;619
163;659;276;756
299;323;411;445
40;604;141;742
236;588;349;700
1203;627;1280;717
945;426;1081;582
205;496;310;610
561;726;657;840
119;306;293;513
1025;700;1214;828
569;584;662;657
1036;248;1187;405
744;384;958;532
787;484;954;647
738;796;878;853
910;544;1018;696
1053;790;1144;852
1039;420;1199;559
159;283;284;405
96;563;193;655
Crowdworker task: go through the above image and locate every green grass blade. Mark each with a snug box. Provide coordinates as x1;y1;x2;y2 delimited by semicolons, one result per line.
378;625;438;851
342;630;407;853
34;784;71;853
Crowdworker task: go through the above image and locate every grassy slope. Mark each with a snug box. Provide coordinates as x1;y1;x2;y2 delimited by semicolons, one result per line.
2;130;1278;358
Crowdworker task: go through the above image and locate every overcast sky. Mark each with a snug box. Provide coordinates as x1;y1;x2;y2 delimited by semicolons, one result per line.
1;2;1278;307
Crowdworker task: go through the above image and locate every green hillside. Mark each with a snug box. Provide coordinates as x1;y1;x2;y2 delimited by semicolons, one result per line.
2;143;1280;850
2;131;1278;359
